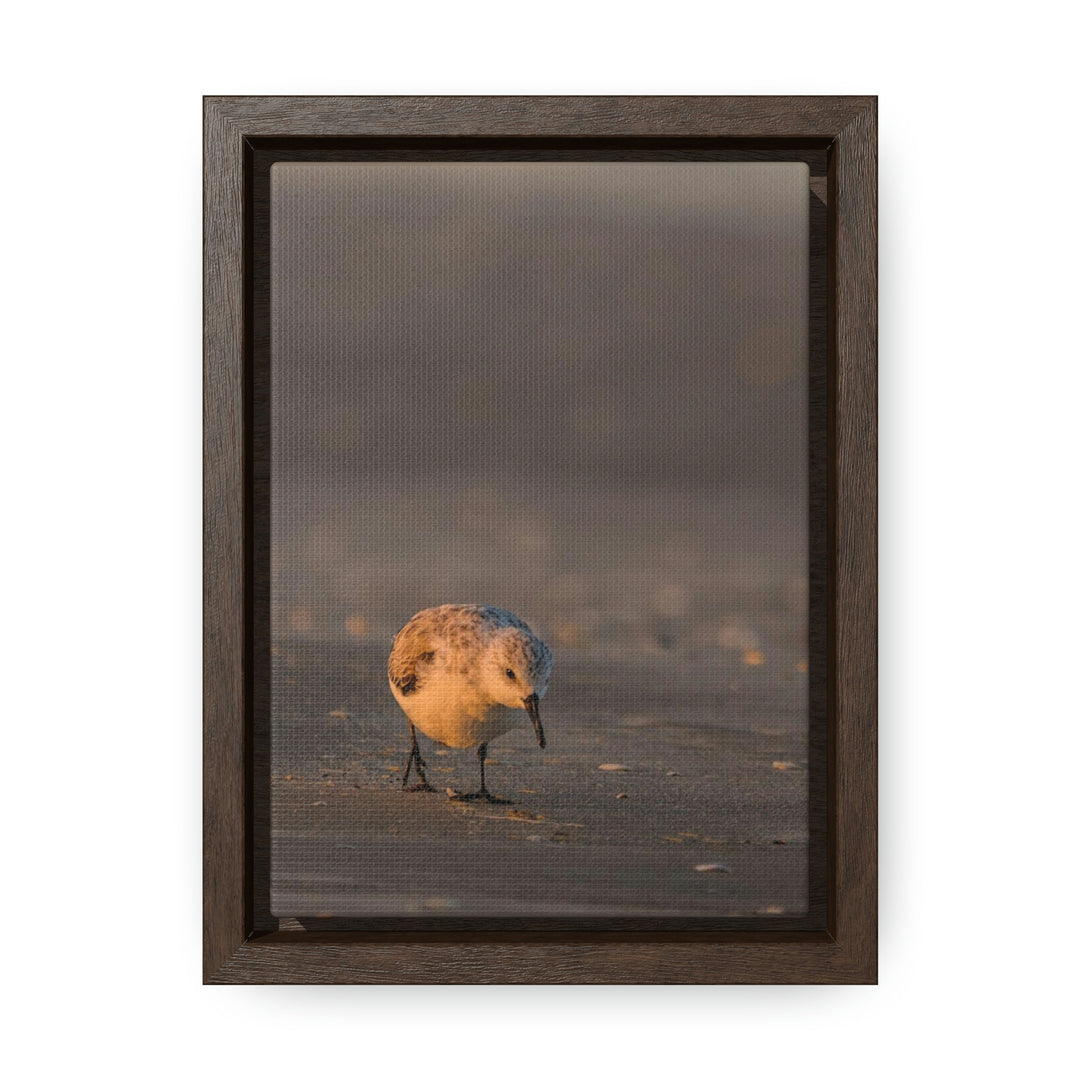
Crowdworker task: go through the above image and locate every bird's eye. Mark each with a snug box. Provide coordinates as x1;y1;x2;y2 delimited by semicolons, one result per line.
506;669;516;679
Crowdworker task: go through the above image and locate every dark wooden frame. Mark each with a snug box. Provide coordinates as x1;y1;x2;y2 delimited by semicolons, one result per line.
204;96;877;984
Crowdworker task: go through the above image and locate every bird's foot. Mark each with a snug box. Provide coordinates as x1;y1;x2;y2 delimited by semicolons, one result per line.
449;790;512;804
405;781;436;794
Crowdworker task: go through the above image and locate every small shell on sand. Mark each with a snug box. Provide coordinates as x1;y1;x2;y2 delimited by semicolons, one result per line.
599;763;630;772
694;863;730;873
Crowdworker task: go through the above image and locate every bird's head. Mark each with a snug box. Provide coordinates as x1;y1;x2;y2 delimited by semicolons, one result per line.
484;628;553;747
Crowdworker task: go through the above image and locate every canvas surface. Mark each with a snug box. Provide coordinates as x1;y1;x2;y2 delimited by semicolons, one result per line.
270;162;809;917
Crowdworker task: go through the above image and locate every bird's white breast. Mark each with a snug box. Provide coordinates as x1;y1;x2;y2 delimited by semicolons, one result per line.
390;666;520;748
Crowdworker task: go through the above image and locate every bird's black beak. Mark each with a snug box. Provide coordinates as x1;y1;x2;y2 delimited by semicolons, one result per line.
524;693;546;749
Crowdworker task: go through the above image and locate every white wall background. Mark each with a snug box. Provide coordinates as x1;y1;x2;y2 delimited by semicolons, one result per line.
2;2;1075;1076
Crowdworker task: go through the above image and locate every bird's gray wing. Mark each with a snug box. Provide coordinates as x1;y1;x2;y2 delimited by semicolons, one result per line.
388;621;435;696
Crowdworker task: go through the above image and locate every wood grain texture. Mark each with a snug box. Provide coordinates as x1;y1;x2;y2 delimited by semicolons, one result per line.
205;95;874;139
207;940;862;985
830;100;878;980
203;96;877;984
204;99;246;977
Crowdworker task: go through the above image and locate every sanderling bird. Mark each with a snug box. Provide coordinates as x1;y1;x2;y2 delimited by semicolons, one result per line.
388;604;553;803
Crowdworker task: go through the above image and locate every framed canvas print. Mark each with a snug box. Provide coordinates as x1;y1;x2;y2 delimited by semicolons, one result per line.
204;96;877;983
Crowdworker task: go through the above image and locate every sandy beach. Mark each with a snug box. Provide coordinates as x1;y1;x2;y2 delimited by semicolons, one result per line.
270;638;808;919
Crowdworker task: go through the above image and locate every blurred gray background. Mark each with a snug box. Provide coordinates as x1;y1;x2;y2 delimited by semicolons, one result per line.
270;163;808;663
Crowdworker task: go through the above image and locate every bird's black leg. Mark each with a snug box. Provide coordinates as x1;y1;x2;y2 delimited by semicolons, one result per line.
401;723;434;793
477;742;490;797
449;743;512;803
478;743;512;803
478;743;512;804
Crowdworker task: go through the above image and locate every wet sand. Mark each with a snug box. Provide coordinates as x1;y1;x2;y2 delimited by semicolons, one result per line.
271;640;809;918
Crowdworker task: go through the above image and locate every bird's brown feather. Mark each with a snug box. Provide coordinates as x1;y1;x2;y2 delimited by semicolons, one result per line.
387;620;436;696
